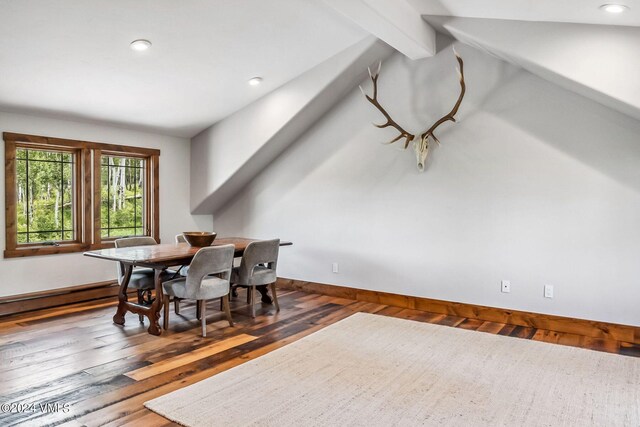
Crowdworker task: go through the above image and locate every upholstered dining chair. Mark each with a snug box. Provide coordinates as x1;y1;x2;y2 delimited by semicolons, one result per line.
231;238;280;318
169;233;189;315
162;244;235;337
114;236;176;323
174;233;190;276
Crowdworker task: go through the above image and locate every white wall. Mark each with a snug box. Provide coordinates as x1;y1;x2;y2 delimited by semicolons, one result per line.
190;37;392;214
213;41;640;326
0;112;212;298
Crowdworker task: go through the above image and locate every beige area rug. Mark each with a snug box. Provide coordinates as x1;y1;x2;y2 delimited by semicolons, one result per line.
145;313;640;426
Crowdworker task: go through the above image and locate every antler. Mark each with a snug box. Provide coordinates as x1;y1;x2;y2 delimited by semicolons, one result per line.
359;62;415;148
359;48;466;172
418;47;466;145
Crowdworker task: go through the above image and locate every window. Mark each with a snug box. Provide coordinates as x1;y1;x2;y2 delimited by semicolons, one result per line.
4;133;160;258
16;147;77;244
100;155;146;238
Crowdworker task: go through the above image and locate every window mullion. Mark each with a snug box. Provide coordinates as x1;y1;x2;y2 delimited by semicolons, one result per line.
92;148;102;247
81;148;92;246
25;149;30;243
60;153;64;241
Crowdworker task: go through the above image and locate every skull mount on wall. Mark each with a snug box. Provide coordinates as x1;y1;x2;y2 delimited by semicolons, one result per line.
359;48;466;172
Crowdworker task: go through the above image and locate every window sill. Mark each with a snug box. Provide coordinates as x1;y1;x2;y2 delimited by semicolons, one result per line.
4;239;161;258
4;243;91;259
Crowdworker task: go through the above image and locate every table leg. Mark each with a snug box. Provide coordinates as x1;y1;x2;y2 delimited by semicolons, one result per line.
113;264;133;325
147;269;164;336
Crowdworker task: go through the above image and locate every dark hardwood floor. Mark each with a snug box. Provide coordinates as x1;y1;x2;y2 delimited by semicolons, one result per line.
0;288;638;426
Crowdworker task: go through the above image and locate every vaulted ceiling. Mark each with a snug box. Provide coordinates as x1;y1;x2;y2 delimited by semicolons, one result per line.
1;0;639;140
0;0;366;137
408;0;640;26
326;0;640;122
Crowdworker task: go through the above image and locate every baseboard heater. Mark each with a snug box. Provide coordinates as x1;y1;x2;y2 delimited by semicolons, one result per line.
0;280;127;317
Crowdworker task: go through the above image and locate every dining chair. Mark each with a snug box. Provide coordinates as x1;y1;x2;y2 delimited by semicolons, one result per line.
168;233;190;315
174;233;190;276
114;236;176;323
231;238;280;318
162;244;235;337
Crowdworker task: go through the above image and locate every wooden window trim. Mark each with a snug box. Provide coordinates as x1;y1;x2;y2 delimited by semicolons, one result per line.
94;150;160;247
3;132;160;156
3;132;160;258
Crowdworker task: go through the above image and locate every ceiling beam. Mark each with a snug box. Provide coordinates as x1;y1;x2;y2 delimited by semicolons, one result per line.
324;0;436;59
424;16;640;123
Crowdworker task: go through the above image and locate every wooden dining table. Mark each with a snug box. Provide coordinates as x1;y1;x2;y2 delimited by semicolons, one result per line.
84;237;292;335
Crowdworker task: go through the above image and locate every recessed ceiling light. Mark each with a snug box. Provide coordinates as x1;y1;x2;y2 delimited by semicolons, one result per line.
600;4;629;13
130;39;152;51
248;77;263;86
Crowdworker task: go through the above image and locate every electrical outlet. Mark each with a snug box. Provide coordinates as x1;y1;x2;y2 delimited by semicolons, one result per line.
544;285;554;298
501;280;511;293
332;262;339;274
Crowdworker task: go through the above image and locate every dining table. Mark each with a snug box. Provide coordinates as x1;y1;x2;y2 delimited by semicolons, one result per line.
84;237;292;335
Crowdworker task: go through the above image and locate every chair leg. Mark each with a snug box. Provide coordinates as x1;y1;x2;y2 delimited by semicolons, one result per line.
250;286;256;318
200;300;207;337
270;283;280;312
222;294;234;327
163;295;170;330
174;297;180;315
246;287;251;304
137;290;145;323
196;300;202;320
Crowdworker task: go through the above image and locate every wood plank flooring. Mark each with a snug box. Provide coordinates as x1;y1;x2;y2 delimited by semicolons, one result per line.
0;288;638;426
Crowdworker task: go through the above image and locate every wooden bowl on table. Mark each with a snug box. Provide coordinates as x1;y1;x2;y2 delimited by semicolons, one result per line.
182;232;217;247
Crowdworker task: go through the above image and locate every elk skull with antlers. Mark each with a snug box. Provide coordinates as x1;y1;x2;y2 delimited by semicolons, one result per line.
359;48;466;172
